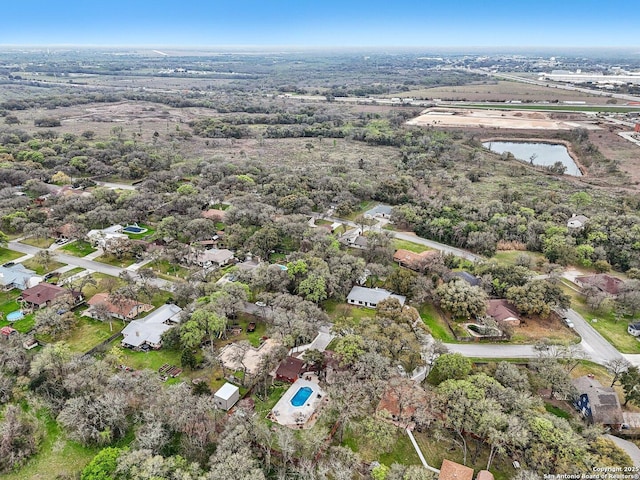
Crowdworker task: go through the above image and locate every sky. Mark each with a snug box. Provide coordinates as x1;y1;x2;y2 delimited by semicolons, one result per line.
1;0;638;49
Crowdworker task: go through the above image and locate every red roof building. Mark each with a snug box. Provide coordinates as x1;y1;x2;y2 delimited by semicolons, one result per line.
275;356;306;383
393;249;439;272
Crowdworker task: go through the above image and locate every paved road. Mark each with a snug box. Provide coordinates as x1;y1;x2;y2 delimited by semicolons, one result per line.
444;307;633;367
8;240;173;291
95;181;138;191
324;215;482;262
604;434;640;467
566;308;625;365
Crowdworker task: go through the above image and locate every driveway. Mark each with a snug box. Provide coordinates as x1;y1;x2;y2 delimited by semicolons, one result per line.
604;434;640;467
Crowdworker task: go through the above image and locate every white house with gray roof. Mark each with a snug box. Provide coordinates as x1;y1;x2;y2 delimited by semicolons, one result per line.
0;264;40;291
364;204;393;219
347;286;406;309
121;304;182;349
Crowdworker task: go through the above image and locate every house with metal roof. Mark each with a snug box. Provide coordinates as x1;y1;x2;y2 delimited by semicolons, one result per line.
347;286;406;309
120;304;182;349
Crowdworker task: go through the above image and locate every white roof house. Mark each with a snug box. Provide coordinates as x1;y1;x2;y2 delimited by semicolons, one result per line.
121;304;182;349
347;286;406;309
0;264;39;291
214;382;240;411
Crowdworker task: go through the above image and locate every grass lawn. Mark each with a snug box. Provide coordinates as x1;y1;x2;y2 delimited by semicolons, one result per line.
58;312;122;353
94;253;136;268
342;425;421;465
21;258;65;275
343;200;376;221
81;273;126;299
323;299;377;323
419;303;456;342
0;247;23;264
493;250;544;268
119;346;182;372
151;259;191;281
392;238;432;254
228;313;268;348
545;403;571;419
315;219;333;226
3;410;99;480
60;240;96;257
563;287;640;354
59;267;86;282
20;237;55;248
254;384;288;419
0;298;36;333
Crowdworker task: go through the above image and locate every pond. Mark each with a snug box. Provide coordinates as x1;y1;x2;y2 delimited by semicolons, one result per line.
482;141;582;176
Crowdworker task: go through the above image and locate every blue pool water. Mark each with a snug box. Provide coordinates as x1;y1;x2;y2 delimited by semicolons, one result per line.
7;310;24;322
291;386;313;407
276;264;288;271
123;225;147;234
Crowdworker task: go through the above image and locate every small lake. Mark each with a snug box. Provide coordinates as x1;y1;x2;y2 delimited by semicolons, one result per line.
482;141;582;176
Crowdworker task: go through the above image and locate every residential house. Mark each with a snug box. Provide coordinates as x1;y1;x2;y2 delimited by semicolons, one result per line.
567;214;589;229
393;249;439;272
364;204;393;220
87;225;128;248
120;304;182;349
487;299;520;326
21;283;81;309
86;292;154;321
351;235;369;250
573;375;624;427
628;322;640;337
575;274;623;298
454;271;480;286
214;382;240;411
376;380;429;427
438;459;474;480
192;248;235;268
1;326;17;338
275;356;307;383
0;264;39;291
52;222;76;240
339;227;362;246
347;286;406;309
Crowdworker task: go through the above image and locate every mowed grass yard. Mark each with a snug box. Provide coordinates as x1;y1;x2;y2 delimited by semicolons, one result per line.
561;282;640;354
392;238;433;254
20;237;55;248
21;258;65;275
60;240;96;257
0;247;23;264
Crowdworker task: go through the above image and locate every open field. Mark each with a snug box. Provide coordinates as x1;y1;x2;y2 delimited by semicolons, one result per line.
390;79;615;104
60;240;96;257
408;108;601;131
0;248;23;264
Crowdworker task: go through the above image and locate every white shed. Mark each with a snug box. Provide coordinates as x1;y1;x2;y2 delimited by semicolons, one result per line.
214;382;240;411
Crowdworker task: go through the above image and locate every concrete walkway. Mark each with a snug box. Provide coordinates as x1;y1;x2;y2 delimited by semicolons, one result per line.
406;428;440;474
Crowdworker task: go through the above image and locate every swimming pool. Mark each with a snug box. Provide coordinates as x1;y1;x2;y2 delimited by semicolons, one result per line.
6;310;24;322
123;225;148;234
291;386;313;407
276;264;288;271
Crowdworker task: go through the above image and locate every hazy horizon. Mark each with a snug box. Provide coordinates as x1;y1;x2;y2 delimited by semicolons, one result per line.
2;0;639;49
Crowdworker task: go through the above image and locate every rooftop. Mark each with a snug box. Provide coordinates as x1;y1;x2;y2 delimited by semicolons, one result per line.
438;459;474;480
214;382;240;401
347;286;406;306
21;283;68;306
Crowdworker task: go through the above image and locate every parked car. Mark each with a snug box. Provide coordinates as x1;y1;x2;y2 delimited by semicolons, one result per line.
255;301;267;307
563;317;575;329
2;262;15;267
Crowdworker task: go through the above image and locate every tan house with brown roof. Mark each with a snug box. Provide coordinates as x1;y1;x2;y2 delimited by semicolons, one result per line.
21;283;82;309
487;299;520;326
86;292;153;320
